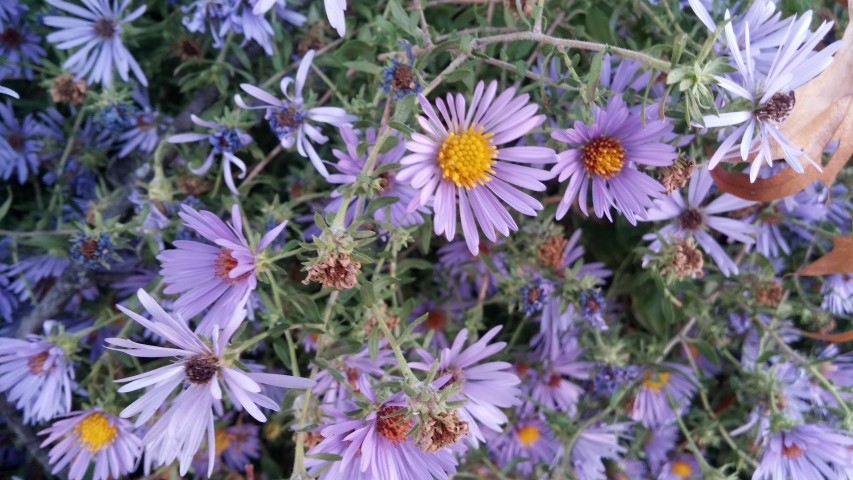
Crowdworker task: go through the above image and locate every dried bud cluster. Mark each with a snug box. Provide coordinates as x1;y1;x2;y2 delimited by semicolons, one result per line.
50;74;87;105
665;237;705;279
416;411;469;453
536;235;568;270
755;280;784;307
364;304;400;334
303;252;362;290
660;159;696;194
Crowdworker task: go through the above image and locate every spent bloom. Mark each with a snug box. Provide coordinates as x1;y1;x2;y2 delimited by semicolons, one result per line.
700;10;840;181
642;167;758;276
235;50;357;178
410;326;522;446
551;96;677;224
400;80;558;255
44;0;148;87
107;289;314;477
39;409;142;480
167;114;252;195
0;323;75;424
158;204;286;336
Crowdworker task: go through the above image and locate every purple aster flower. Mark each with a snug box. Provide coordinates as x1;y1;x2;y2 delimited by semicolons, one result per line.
0;2;26;23
410;326;522;446
754;423;853;480
322;0;346;36
658;454;702;480
821;274;853;315
39;408;141;480
69;233;116;270
409;297;468;349
0;85;17;98
519;278;547;317
399;80;558;255
437;239;507;297
571;422;631;480
158;204;286;336
380;41;423;99
44;0;148;87
0;15;45;80
0;266;18;323
531;296;575;361
733;362;812;440
750;205;791;260
118;89;169;157
530;337;594;416
107;289;314;477
0;322;75;424
235;50;357;177
551;96;676;224
325;125;427;228
700;10;840;181
645;423;679;474
0;100;47;183
6;255;71;302
168;115;252;195
593;364;640;397
312;345;395;407
191;423;260;475
579;288;608;330
642;167;758;276
630;363;697;428
305;379;459;480
813;345;853;408
489;414;561;476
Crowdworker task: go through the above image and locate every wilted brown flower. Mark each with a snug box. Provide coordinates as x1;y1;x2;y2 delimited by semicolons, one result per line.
364;304;399;334
755;280;784;307
416;411;469;453
178;173;211;196
50;74;87;105
175;37;203;61
536;235;568;270
660;159;696;194
666;237;704;279
303;252;362;290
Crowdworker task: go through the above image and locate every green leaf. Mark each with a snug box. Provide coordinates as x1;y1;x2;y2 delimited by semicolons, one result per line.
389;120;415;137
584;52;603;104
344;60;383;75
360;281;377;307
273;341;292;371
0;188;12;223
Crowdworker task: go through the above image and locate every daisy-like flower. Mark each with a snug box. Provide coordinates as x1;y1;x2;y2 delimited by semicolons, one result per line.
44;0;148;87
821;273;853;315
107;289;314;477
530;338;594;416
325;125;427;229
570;422;631;480
489;414;561;476
0;322;75;424
754;423;853;480
410;326;522;446
323;0;347;37
645;423;679;474
0;100;46;183
191;423;261;475
235;50;356;178
641;167;758;276
399;80;558;255
0;15;46;81
630;363;697;428
658;454;702;480
118;89;170;158
39;409;141;480
701;10;840;181
305;379;459;480
551;96;677;225
167;115;252;195
158;204;286;336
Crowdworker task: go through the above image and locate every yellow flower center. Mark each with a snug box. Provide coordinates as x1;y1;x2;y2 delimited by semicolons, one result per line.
671;460;693;478
517;424;540;447
213;428;232;457
73;412;118;452
582;135;625;178
642;371;670;393
437;127;497;189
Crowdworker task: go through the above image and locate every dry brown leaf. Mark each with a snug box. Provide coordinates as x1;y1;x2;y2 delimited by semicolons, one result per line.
798;329;853;343
798;236;853;276
713;2;853;201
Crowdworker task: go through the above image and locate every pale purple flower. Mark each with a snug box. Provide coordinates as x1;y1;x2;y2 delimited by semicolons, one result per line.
530;337;594;416
167;115;252;195
191;423;260;475
186;0;304;54
0;323;75;424
642;167;758;276
44;0;148;87
0;85;17;98
39;408;141;480
571;422;631;480
821;273;853;315
235;50;357;177
325;126;427;228
158;204;286;336
118;89;170;158
322;0;347;36
107;289;314;477
437;239;507;296
700;10;840;181
645;423;679;474
813;345;853;408
551;96;676;224
489;414;561;476
400;80;558;255
0;100;47;183
305;379;458;480
630;363;697;427
311;345;395;408
658;454;702;480
754;423;853;480
0;15;45;80
531;296;575;361
410;326;522;446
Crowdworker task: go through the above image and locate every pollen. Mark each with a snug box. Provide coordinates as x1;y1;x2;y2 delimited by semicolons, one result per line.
670;460;693;478
642;371;670;393
437;127;497;189
582;136;625;178
74;412;118;452
517;424;540;447
214;248;252;284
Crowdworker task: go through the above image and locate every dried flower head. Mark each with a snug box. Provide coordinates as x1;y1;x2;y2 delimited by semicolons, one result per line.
417;411;469;453
177;173;211;196
50;74;87;105
755;280;784;307
303;252;362;290
175;37;202;61
537;235;568;270
660;159;696;194
364;304;399;334
665;237;705;279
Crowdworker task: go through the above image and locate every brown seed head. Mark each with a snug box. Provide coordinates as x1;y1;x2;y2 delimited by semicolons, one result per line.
660;159;696;194
755;280;784;307
536;235;568;270
391;65;416;91
184;355;219;384
416;411;469;453
303;252;362;290
51;74;87;105
667;237;705;278
754;91;796;124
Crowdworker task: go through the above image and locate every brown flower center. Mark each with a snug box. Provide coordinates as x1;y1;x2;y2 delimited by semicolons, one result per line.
0;27;22;48
679;208;704;231
6;132;23;151
375;405;411;444
184;355;219;384
214;248;252;284
754;91;796;124
582;136;625;178
79;237;99;259
93;18;116;38
425;309;448;331
391;65;416;91
547;372;562;387
377;171;393;193
27;351;50;374
276;108;299;128
782;443;803;459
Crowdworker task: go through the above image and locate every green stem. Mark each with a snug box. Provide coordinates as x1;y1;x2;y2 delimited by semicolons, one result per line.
372;304;419;385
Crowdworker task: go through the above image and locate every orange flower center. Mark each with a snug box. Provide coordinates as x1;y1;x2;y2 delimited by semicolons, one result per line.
582;135;625;178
